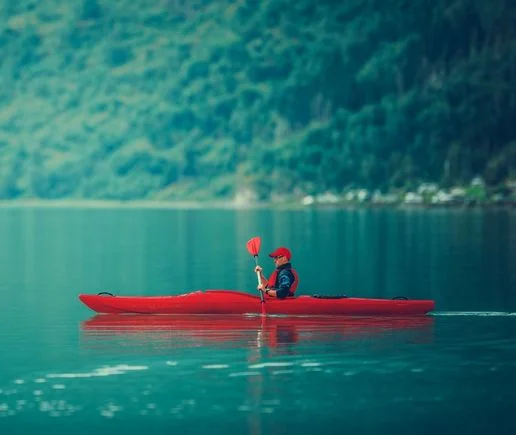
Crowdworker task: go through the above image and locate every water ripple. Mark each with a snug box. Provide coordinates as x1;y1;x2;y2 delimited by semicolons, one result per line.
432;311;516;317
46;364;148;379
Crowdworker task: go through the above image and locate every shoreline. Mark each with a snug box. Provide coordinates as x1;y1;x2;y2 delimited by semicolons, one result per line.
1;198;515;211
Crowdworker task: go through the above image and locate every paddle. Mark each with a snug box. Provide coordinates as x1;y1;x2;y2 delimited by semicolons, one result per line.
246;236;266;315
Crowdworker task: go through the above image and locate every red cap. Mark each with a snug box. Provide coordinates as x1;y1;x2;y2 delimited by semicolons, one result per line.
268;247;291;261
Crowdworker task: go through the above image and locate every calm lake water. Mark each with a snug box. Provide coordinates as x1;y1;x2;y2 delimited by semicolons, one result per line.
0;206;515;434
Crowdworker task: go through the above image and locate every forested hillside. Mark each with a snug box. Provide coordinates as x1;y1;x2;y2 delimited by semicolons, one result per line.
1;0;515;201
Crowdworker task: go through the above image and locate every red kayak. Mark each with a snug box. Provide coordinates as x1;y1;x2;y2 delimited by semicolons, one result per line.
78;290;435;316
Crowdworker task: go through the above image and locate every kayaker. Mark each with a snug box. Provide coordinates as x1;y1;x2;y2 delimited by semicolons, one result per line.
254;246;299;299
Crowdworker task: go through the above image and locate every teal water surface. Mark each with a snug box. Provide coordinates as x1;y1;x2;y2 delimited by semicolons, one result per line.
0;206;515;434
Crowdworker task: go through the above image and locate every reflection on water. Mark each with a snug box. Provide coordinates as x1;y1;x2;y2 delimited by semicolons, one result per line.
80;314;434;354
3;315;516;435
0;315;435;429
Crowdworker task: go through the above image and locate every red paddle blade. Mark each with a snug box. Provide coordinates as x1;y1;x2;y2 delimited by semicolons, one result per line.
246;237;261;257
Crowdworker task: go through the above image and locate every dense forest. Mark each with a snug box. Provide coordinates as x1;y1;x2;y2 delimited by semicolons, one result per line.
0;0;515;201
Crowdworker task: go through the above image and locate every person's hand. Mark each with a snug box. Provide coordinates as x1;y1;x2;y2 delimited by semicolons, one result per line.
257;284;266;292
254;265;263;273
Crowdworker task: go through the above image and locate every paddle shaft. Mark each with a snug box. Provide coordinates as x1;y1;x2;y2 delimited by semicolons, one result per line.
246;237;265;316
254;258;262;286
253;255;266;314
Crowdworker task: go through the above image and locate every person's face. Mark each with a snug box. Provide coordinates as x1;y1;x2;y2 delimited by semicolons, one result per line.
272;255;289;266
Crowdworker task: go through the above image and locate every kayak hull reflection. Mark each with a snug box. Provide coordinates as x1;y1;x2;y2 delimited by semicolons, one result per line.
81;314;434;350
